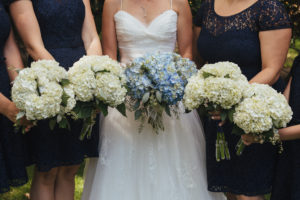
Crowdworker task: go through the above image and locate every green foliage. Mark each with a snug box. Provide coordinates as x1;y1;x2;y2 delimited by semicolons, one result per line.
281;0;300;41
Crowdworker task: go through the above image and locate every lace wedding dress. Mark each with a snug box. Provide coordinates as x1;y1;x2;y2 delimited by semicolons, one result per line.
81;4;226;200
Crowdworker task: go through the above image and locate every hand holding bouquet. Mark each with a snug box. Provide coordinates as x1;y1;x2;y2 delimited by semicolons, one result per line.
233;83;293;155
183;62;249;161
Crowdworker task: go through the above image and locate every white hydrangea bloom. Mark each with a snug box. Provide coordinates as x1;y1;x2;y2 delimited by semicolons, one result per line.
199;61;248;81
183;75;205;110
244;83;293;128
234;83;293;135
203;77;245;109
62;84;77;113
233;97;273;134
12;60;69;121
68;55;127;107
95;73;127;107
183;62;249;111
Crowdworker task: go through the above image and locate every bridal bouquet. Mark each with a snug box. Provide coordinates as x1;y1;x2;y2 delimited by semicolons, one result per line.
183;61;249;161
68;55;127;139
12;60;76;131
232;83;293;155
125;52;197;133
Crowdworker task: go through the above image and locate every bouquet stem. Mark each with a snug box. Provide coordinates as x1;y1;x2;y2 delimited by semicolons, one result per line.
236;138;245;156
215;131;231;162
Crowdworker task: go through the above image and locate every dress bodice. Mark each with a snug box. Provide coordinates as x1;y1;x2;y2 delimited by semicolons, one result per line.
114;10;178;64
31;0;85;49
194;0;291;80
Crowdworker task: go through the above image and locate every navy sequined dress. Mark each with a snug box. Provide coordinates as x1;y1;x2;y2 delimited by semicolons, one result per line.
8;0;99;172
0;1;28;193
271;55;300;200
193;0;291;196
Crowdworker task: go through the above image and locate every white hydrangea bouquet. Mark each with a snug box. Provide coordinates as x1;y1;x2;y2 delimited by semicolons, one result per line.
68;55;127;139
125;52;197;133
233;83;293;155
183;61;249;161
12;60;76;131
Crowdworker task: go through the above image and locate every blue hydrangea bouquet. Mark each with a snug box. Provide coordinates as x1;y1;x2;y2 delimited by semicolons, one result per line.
125;52;197;133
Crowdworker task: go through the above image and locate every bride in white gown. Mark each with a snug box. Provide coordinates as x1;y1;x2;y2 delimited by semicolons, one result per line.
82;0;226;199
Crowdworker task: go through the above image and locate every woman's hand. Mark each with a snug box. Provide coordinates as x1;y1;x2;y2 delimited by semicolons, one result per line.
241;134;259;146
2;101;19;123
208;111;226;126
2;101;32;131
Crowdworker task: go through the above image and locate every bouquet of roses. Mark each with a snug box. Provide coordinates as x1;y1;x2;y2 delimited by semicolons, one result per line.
12;60;76;132
68;55;127;139
183;61;249;161
232;83;293;155
125;52;197;133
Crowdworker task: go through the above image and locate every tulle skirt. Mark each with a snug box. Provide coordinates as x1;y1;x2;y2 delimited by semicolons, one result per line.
82;105;225;200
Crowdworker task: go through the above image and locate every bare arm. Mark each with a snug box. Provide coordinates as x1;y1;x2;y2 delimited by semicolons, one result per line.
102;0;119;60
0;93;18;123
279;125;300;141
175;0;193;59
82;0;102;56
9;0;54;61
4;29;24;81
249;29;292;85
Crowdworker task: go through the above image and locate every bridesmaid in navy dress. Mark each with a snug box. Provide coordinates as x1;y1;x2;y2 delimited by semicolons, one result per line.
0;0;29;193
193;0;291;199
7;0;102;199
270;54;300;200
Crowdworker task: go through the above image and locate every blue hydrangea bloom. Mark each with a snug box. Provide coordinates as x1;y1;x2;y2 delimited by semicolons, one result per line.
125;52;197;105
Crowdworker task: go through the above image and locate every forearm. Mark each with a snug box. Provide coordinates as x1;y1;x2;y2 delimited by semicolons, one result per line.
249;67;280;85
279;125;300;141
4;30;24;81
84;37;102;56
25;44;54;61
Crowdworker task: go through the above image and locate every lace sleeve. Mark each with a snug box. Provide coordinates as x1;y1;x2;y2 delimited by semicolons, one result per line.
259;0;291;31
193;1;208;27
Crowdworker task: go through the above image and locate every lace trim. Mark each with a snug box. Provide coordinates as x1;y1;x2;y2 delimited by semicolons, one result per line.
201;0;290;36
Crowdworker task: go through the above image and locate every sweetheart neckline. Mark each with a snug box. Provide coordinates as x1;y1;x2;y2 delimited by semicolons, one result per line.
114;9;177;28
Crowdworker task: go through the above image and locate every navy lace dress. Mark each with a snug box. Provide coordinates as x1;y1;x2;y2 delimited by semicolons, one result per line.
194;0;291;196
0;1;28;193
8;0;99;172
271;55;300;200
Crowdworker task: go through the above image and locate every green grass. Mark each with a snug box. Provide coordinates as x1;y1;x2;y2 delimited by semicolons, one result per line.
0;164;85;200
285;39;300;68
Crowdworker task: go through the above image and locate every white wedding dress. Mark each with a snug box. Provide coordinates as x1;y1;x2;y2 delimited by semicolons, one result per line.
82;3;226;200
